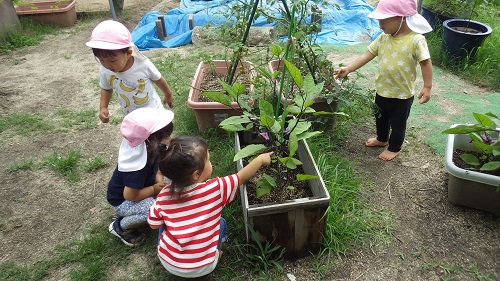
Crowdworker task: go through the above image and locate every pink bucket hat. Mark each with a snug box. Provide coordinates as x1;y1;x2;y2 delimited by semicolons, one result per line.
368;0;432;34
86;20;132;50
120;108;175;147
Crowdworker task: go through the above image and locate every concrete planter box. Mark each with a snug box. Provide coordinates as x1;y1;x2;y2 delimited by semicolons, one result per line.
15;0;76;27
444;127;500;215
187;60;254;132
235;132;330;258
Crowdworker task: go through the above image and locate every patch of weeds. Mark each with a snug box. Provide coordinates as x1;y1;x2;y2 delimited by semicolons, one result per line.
234;224;284;273
311;248;335;279
0;18;58;54
44;150;81;183
82;157;108;172
0;112;52;137
396;252;405;260
53;108;98;129
310;134;393;254
109;115;123;125
467;262;497;281
6;160;35;172
0;221;143;281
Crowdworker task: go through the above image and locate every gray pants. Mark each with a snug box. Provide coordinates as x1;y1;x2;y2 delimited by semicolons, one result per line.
114;197;155;230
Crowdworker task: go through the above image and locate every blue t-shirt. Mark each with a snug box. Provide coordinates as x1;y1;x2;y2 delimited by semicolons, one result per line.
107;160;159;207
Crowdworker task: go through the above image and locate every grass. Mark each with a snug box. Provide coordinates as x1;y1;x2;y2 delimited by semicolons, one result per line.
425;1;500;91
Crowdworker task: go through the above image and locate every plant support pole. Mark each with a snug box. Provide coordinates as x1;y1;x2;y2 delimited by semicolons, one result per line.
227;0;260;85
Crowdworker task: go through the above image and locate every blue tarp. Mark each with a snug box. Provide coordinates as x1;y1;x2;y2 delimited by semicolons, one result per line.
132;0;382;50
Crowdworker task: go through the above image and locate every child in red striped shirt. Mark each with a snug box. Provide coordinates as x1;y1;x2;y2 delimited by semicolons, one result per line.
148;136;272;278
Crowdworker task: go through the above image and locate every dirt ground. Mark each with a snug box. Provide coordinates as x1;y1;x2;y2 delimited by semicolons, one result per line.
0;0;499;280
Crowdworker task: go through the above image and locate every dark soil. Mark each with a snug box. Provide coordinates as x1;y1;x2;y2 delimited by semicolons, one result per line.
453;149;500;177
245;159;313;205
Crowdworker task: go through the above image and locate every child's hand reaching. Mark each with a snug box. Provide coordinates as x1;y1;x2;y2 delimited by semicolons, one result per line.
257;151;274;167
333;67;349;80
238;151;274;183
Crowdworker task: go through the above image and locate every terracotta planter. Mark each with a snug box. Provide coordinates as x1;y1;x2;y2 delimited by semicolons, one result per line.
235;132;330;258
15;0;76;27
444;127;500;215
268;59;339;113
187;60;254;133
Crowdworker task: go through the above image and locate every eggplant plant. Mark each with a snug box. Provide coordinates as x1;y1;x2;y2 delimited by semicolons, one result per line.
442;112;500;172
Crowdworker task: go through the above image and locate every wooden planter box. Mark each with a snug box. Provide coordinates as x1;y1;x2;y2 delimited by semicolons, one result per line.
15;0;76;27
235;132;330;258
444;127;500;215
187;60;254;133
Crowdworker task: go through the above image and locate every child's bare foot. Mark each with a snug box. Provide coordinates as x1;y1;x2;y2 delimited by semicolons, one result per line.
365;138;388;147
378;150;399;161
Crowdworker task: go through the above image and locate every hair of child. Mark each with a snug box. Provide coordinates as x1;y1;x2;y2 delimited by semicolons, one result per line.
145;122;174;164
92;47;129;58
158;136;208;195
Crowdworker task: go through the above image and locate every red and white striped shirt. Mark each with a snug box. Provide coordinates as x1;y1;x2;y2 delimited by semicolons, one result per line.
148;174;240;270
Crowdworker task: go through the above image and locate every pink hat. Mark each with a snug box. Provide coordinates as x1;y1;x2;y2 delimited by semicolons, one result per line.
85;20;132;50
368;0;432;34
120;108;175;147
368;0;417;19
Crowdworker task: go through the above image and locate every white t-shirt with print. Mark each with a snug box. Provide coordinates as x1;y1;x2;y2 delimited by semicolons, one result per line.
99;58;164;116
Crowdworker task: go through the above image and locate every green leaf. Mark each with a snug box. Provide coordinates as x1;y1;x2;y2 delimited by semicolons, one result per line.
296;174;319;181
480;161;500;171
219;115;249;131
279;156;302;169
256;174;276;198
288;132;298;157
259;99;274;117
492;146;500;157
283;59;303;89
202;91;232;106
260;114;275;129
232;83;245;95
233;144;267;161
219;80;237;100
256;66;273;80
288;120;310;135
271;45;282;56
286;185;295;190
263;174;276;186
473;112;495;129
485;112;499;123
303;73;323;103
220;123;245;132
471;134;493;154
285;105;302;114
239;98;252;112
460;154;480;166
442;124;490;134
296;131;322;141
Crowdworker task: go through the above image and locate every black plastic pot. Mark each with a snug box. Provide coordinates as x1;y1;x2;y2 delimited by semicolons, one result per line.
421;6;455;30
442;19;492;60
